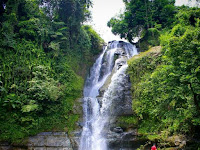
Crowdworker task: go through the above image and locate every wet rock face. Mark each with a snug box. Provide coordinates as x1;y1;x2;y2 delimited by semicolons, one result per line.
99;52;109;81
97;41;139;149
98;44;133;117
0;132;73;150
115;48;126;57
107;129;145;150
109;73;133;116
113;127;123;133
70;130;82;150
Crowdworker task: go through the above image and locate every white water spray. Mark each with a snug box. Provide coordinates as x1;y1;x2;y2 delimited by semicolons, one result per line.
80;41;137;150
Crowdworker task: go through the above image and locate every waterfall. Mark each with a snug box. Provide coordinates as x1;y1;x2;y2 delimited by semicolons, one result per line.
80;41;138;150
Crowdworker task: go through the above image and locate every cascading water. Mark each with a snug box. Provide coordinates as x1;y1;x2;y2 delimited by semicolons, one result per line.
80;41;138;150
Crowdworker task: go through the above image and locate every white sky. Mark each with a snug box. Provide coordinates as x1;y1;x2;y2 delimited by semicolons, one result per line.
87;0;125;42
88;0;199;43
175;0;199;6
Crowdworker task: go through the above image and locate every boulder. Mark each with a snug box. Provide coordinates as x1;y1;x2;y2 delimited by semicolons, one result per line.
165;135;187;149
113;127;123;133
106;128;146;150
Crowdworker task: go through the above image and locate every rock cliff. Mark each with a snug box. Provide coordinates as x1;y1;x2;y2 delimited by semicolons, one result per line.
96;41;142;150
0;132;73;150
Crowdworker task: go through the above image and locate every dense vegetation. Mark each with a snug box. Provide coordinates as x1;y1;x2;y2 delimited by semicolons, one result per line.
121;3;200;148
107;0;200;148
0;0;104;143
108;0;176;50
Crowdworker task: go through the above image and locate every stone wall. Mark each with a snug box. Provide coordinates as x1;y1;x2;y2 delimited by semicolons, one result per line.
0;132;73;150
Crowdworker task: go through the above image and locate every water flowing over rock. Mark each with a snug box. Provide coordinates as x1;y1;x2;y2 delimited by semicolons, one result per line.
79;41;138;150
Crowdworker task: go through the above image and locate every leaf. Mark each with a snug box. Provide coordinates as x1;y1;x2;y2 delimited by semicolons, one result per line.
21;104;38;113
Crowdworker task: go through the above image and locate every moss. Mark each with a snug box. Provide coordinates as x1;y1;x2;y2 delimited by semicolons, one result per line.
127;46;162;91
116;116;138;130
129;46;161;61
119;116;138;124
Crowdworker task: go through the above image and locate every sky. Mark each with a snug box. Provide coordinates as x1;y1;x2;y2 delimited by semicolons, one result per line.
175;0;199;7
87;0;125;42
88;0;199;43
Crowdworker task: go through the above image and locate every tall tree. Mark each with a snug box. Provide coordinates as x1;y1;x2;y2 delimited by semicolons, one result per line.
108;0;175;43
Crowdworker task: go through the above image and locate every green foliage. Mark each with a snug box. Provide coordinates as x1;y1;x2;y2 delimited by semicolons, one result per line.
28;65;62;102
128;8;200;140
118;116;138;127
83;25;104;56
108;0;176;43
137;28;160;51
21;100;38;113
0;0;103;143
